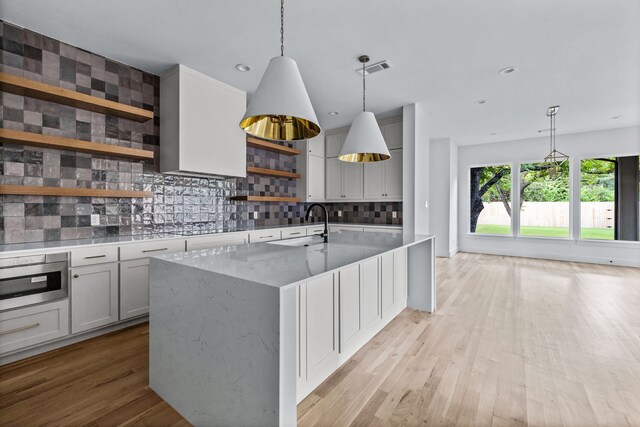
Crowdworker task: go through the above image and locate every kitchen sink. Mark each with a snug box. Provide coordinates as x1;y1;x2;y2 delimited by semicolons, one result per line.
267;236;324;247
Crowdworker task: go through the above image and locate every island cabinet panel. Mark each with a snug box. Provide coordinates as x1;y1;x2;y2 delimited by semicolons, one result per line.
70;263;118;334
297;274;339;399
362;257;381;331
394;248;408;304
119;259;150;320
381;251;396;321
185;233;248;250
338;264;363;355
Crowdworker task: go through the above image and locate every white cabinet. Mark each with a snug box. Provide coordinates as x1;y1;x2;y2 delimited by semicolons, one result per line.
380;252;395;320
281;227;306;239
0;300;69;354
120;239;185;261
325;157;363;201
362;257;381;331
325;132;346;158
381;120;403;149
71;245;118;267
297;274;338;396
363;148;402;200
119;259;150;320
160;64;246;178
338;264;363;355
71;263;118;334
248;229;282;243
297;137;325;202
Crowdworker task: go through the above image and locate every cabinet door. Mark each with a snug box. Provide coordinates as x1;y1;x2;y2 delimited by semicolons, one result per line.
325;132;346;158
362;257;381;330
305;274;338;385
363;161;385;199
308;154;325;201
385;148;403;199
308;134;325;157
71;263;118;334
325;157;343;200
382;121;403;149
339;264;362;354
380;252;395;320
120;258;150;320
394;248;408;303
343;162;364;200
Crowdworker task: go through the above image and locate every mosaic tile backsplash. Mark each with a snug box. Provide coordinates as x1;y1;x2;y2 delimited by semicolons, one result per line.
0;21;401;244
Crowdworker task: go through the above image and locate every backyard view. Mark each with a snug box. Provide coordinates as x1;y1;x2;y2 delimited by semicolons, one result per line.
470;160;615;239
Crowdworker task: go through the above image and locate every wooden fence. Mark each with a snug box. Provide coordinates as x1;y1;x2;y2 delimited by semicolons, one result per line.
478;202;615;228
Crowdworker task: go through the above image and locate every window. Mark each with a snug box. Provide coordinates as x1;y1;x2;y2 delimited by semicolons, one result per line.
519;162;570;237
470;165;512;234
580;155;639;241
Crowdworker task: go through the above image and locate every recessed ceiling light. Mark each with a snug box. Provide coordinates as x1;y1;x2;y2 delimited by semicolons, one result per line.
328;111;339;116
235;63;251;72
490;132;498;135
475;99;488;105
499;66;518;75
611;115;623;120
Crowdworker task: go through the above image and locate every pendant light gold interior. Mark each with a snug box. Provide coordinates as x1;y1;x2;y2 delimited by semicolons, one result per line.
338;152;391;162
240;115;321;141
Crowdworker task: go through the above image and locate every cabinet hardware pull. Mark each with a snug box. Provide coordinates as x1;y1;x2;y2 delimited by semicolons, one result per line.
290;232;301;235
73;274;79;278
260;235;273;239
142;248;168;253
84;254;106;259
0;323;40;335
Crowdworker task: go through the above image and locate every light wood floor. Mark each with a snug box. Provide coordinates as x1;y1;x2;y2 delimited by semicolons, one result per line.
1;253;639;426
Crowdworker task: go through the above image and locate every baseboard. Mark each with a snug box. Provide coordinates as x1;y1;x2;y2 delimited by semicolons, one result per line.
0;316;148;366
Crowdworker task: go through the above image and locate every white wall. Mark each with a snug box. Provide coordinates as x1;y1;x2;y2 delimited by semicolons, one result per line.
429;138;459;257
403;103;431;235
457;126;640;267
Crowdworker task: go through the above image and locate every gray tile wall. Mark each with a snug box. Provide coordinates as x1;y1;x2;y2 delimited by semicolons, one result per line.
0;21;401;244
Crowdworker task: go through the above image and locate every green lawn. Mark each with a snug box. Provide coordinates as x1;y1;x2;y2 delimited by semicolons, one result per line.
474;224;614;240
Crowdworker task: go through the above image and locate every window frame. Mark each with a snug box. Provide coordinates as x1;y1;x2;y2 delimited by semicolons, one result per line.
467;161;515;237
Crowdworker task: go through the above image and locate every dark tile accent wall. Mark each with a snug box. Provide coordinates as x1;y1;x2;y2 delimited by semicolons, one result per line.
0;21;400;244
321;202;402;225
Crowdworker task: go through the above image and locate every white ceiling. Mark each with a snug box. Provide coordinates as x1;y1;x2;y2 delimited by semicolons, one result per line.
1;0;638;145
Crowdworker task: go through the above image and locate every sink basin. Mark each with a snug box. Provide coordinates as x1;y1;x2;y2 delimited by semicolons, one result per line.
268;236;324;247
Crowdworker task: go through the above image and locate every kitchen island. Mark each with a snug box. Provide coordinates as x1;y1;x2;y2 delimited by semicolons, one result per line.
149;231;435;426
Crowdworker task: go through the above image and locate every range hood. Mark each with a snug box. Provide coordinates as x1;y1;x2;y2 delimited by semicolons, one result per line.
160;65;247;178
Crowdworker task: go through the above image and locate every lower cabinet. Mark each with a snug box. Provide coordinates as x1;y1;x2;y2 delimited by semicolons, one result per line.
119;258;151;320
297;274;338;398
0;300;69;354
296;248;408;402
70;262;118;334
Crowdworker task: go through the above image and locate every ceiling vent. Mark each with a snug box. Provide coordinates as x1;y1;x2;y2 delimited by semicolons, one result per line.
356;60;392;75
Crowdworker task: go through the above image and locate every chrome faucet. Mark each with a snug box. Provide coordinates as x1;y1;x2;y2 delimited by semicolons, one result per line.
305;203;329;243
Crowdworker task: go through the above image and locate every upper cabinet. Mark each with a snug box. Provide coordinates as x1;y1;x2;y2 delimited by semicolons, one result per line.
160;65;247;178
297;135;326;202
324;116;402;202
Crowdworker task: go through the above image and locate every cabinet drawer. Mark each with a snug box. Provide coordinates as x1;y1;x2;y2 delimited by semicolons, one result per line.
282;228;307;239
0;300;69;354
119;239;185;261
186;232;248;251
306;226;326;236
249;229;282;243
71;246;118;267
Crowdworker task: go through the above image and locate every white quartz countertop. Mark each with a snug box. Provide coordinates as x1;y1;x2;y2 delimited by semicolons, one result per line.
0;222;401;254
152;231;432;289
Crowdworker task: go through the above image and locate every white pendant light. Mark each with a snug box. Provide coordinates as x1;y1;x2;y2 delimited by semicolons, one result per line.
542;105;568;177
239;0;321;141
338;55;390;163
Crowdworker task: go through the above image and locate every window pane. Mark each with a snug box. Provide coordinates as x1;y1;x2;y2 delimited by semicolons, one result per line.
580;156;639;241
519;162;570;238
470;165;512;234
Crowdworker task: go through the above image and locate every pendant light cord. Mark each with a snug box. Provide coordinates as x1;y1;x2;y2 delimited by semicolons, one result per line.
280;0;285;56
362;62;366;112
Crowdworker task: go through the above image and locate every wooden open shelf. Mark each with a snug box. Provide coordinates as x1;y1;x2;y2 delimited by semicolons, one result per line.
0;72;154;122
246;136;301;156
0;129;154;160
230;195;301;203
246;166;300;179
0;185;153;199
